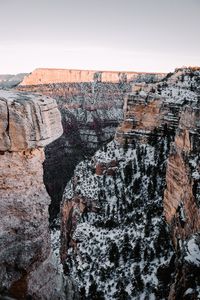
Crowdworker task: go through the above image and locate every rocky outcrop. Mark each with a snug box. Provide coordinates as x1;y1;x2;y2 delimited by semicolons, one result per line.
0;90;64;299
60;194;100;268
0;90;62;152
115;84;189;146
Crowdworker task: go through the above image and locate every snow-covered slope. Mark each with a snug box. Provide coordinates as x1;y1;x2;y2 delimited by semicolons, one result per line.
60;67;200;300
61;138;174;299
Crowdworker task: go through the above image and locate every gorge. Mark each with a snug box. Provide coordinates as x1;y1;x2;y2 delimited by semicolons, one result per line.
1;67;200;299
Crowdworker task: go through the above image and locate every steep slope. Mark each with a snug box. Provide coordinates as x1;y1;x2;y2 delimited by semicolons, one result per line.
60;67;200;299
61;139;174;299
164;104;200;299
0;90;65;299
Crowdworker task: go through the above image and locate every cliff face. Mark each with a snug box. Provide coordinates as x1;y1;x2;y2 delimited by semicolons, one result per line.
60;67;200;299
19;68;165;86
0;90;65;299
163;105;200;299
0;90;62;152
164;106;200;242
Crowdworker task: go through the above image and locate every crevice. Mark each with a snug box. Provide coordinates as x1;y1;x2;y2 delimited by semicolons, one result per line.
1;98;11;149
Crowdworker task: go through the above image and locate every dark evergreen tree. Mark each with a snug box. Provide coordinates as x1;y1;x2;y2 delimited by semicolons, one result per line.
132;239;141;262
88;280;105;300
133;265;144;292
80;286;86;300
114;279;130;300
132;178;141;194
109;242;120;267
133;158;138;174
149;127;159;146
123;138;128;153
124;162;133;187
121;233;132;262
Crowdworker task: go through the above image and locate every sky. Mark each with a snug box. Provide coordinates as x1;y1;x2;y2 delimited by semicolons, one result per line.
0;0;200;74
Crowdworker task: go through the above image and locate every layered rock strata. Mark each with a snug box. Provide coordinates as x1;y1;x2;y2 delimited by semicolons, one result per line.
0;90;64;299
19;68;165;86
164;105;200;244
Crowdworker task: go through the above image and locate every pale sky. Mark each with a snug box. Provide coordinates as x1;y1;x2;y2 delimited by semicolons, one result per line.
0;0;200;74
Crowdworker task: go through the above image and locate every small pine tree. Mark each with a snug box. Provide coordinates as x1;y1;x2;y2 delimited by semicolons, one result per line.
123;138;128;153
148;127;159;146
109;242;120;267
80;286;86;299
122;233;132;262
134;265;144;292
115;279;130;300
124;162;133;187
132;240;141;262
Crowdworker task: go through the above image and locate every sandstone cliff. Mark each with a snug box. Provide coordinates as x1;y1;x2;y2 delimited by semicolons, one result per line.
19;68;165;86
163;104;200;299
0;90;65;299
164;105;200;243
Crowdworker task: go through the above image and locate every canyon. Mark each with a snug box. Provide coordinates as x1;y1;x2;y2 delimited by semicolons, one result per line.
0;67;200;299
18;68;165;221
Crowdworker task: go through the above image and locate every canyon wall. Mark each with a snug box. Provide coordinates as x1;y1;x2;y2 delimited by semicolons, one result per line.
164;105;200;243
60;67;200;299
19;68;165;86
115;67;200;244
0;90;65;299
163;105;200;299
18;69;165;221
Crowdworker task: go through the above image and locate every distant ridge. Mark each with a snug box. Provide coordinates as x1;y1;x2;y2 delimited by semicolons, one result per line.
0;73;27;88
20;68;166;86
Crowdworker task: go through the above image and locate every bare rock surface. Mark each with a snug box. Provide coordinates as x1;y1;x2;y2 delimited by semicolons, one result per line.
19;68;165;86
0;90;62;151
0;90;65;299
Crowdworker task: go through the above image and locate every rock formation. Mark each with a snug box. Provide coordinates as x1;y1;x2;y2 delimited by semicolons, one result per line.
164;105;200;243
8;66;200;298
164;104;200;299
60;67;200;299
19;68;165;86
18;69;165;221
0;90;65;299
